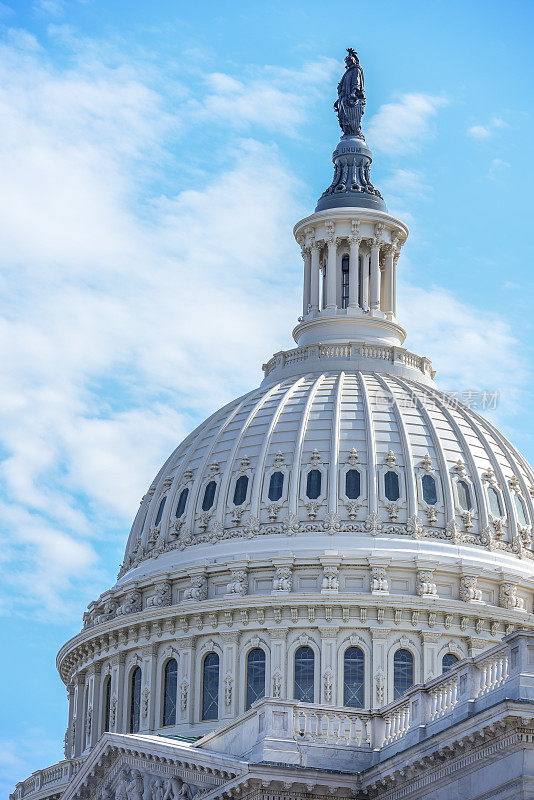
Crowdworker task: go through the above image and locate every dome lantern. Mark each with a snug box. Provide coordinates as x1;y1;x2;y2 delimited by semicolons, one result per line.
292;51;409;351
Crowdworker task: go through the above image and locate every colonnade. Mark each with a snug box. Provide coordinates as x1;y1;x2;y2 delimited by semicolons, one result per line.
301;235;397;319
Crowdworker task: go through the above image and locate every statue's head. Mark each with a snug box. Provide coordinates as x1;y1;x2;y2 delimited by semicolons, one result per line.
345;47;359;68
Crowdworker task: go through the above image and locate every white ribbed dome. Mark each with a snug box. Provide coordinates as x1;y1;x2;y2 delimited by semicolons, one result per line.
119;366;534;583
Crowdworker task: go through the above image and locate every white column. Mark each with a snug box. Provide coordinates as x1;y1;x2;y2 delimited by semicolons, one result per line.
73;673;86;756
221;632;239;719
319;627;339;705
393;252;398;317
421;633;440;682
66;683;75;758
268;627;289;700
310;244;320;312
371;629;389;708
178;636;196;725
348;237;361;308
302;248;312;316
326;239;337;310
110;654;125;734
140;645;158;731
361;251;370;311
383;246;395;316
370;241;381;310
88;665;102;747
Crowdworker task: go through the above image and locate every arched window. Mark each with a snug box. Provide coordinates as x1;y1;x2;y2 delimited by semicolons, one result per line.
343;646;364;708
442;653;459;674
514;494;528;527
103;675;112;732
246;648;266;710
345;469;361;499
306;469;322;500
175;488;189;518
294;646;314;702
162;658;177;727
384;471;400;501
341;255;350;309
487;486;502;517
233;475;249;506
268;471;284;502
201;653;219;721
393;649;414;700
154;496;166;527
202;481;217;512
129;667;142;733
457;480;472;511
422;474;437;505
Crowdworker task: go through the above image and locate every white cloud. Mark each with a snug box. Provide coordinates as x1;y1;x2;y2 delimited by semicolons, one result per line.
367;93;448;155
467;116;507;139
191;58;338;135
0;29;308;618
488;157;510;180
400;283;526;419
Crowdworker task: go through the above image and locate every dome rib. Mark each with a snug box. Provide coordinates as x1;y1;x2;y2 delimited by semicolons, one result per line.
465;406;534;527
357;372;378;515
374;372;417;518
288;374;326;516
415;382;489;530
249;376;306;519
454;402;517;539
389;375;456;524
215;381;283;528
328;372;345;516
184;394;252;535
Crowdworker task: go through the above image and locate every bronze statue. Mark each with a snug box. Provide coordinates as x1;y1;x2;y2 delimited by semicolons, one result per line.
334;48;365;136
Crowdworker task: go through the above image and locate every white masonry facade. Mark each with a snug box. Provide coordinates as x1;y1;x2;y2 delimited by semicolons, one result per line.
11;52;534;800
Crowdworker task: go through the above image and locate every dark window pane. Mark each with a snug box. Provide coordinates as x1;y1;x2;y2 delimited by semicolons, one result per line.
129;667;141;733
457;480;471;511
343;646;364;707
103;676;112;732
162;659;177;726
345;469;361;499
487;486;502;517
393;649;413;700
384;471;400;502
154;496;166;526
202;481;217;511
202;653;219;721
268;471;284;502
294;646;314;702
233;475;249;506
422;474;437;505
306;469;322;500
175;488;189;518
442;653;459;674
515;494;528;527
246;649;266;710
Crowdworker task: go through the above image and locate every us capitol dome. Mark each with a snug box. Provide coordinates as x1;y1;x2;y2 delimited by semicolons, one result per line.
13;50;534;800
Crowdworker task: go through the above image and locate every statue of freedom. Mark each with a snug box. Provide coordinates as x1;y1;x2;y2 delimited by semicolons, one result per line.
334;48;365;136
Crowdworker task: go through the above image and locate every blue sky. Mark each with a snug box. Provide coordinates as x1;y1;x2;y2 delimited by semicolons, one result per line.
1;0;533;794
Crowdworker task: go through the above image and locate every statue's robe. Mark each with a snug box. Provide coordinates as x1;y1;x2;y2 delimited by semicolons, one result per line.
336;65;365;135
